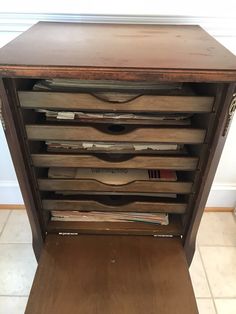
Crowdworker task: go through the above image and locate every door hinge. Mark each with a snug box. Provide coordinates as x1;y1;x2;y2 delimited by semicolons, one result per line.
153;234;174;238
0;100;6;131
222;93;236;136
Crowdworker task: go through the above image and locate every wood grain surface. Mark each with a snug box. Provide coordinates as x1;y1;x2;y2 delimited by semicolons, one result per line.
38;179;192;194
1;22;235;71
42;198;187;213
32;154;198;170
19;91;214;112
25;235;198;314
26;125;206;144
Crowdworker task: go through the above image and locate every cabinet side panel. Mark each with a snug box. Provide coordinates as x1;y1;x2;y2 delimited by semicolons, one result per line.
0;78;44;260
184;83;236;264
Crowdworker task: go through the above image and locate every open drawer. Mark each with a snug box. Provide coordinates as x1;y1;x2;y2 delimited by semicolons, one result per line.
25;235;198;314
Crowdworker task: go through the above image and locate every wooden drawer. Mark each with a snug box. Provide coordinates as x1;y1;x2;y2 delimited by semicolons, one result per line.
47;215;181;235
42;197;187;214
26;125;206;144
38;179;192;194
32;153;199;170
19;91;214;112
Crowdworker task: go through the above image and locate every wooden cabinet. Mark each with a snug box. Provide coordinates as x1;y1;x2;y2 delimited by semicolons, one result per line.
0;22;236;314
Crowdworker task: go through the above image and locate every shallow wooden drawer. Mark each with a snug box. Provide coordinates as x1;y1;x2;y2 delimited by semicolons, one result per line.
42;197;187;214
48;215;181;236
32;153;199;170
26;125;206;144
25;235;198;314
38;179;192;194
19;90;214;112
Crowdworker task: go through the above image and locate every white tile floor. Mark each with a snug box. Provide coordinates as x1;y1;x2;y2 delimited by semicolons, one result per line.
0;210;236;313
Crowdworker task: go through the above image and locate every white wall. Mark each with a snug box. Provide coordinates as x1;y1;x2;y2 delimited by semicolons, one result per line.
0;1;236;16
0;3;236;206
0;122;23;203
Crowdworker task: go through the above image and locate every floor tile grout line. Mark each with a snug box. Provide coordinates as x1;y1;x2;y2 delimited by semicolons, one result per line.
198;246;218;314
196;296;236;300
195;244;214;302
0;242;33;245
0;210;12;238
198;244;236;247
213;297;236;299
0;295;29;298
196;297;217;299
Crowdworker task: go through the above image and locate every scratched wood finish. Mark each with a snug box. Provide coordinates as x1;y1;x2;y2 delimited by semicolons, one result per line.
42;199;187;213
26;125;206;144
1;23;236;73
38;179;192;194
32;154;198;170
19;91;214;112
25;235;198;314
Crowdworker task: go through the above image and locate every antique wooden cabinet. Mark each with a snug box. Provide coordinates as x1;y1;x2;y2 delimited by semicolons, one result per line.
0;22;236;314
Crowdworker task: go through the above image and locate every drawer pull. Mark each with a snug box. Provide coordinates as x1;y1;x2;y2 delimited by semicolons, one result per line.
107;124;126;134
92;92;140;103
32;154;198;170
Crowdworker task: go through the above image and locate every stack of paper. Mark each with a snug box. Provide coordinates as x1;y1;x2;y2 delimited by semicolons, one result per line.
46;141;181;153
33;79;184;93
51;210;169;225
48;168;177;185
37;109;191;125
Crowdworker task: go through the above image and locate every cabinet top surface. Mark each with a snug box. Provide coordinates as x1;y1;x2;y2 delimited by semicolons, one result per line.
0;22;236;79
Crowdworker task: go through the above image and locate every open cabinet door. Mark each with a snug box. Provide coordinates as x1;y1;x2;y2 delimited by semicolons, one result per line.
25;235;198;314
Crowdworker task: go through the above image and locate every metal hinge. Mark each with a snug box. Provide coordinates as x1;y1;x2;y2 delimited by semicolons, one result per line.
59;232;79;236
0;99;6;131
222;93;236;136
153;234;173;238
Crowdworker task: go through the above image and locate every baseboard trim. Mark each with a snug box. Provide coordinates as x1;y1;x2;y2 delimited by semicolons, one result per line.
205;207;234;212
0;204;234;212
0;204;25;210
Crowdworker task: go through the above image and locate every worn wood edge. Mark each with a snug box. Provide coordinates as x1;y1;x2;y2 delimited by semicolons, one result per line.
1;66;236;82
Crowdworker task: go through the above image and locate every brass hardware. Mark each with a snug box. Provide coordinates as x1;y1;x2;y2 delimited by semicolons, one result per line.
222;93;236;136
0;99;6;131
